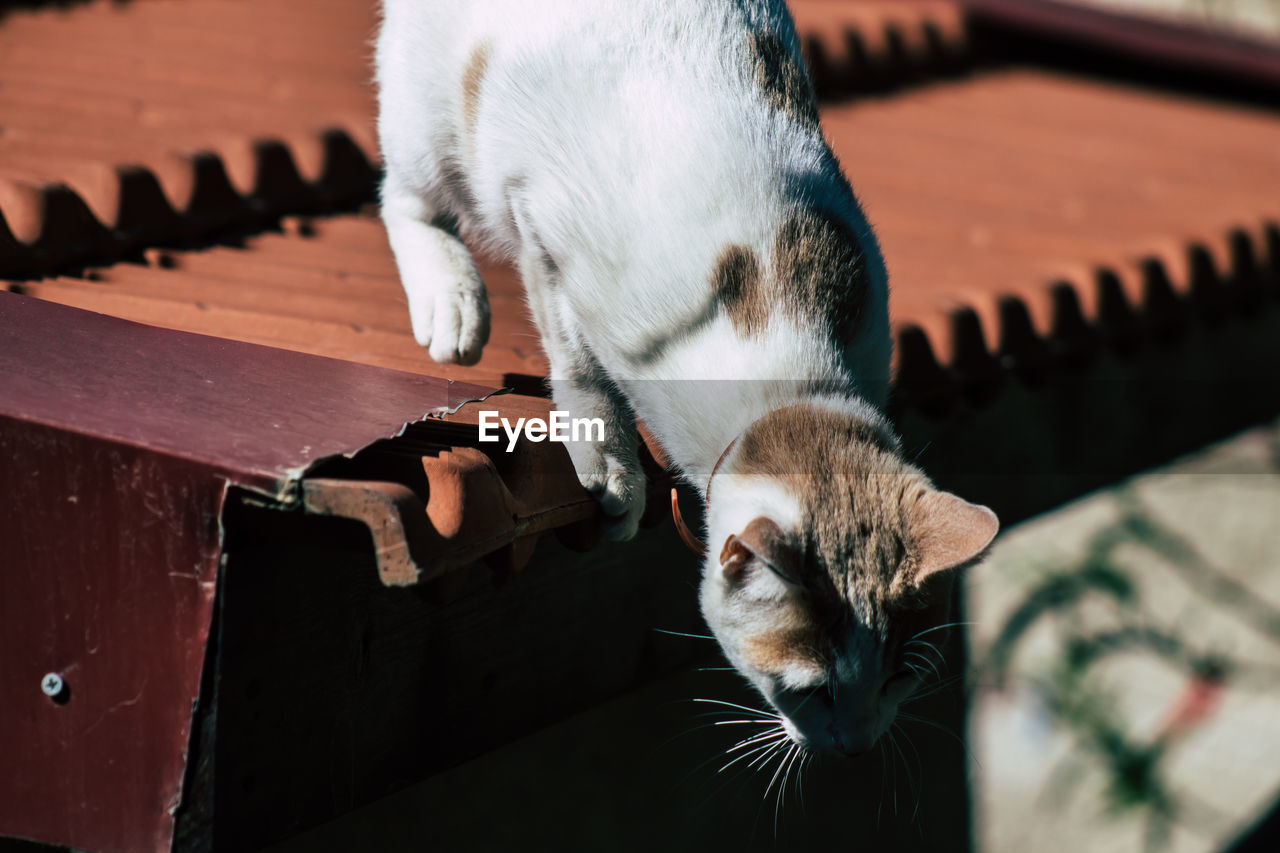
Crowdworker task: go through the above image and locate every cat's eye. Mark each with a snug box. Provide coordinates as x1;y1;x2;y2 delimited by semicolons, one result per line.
761;559;799;586
775;684;830;708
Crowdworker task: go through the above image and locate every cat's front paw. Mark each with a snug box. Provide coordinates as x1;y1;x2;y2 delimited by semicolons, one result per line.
575;449;646;542
407;270;491;366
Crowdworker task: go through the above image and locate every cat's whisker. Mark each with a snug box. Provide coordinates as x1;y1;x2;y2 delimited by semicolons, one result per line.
888;730;907;806
670;710;777;772
673;720;749;743
903;639;947;671
904;685;957;704
904;637;945;656
765;742;799;836
686;710;777;734
905;638;946;661
898;712;981;769
909;440;933;465
670;712;778;753
887;730;918;821
747;736;790;773
888;729;908;817
797;750;813;811
918;673;965;694
712;746;778;787
903;673;965;703
723;734;788;767
694;731;789;820
915;657;946;680
776;743;804;836
892;723;925;823
894;723;924;772
668;714;782;772
690;697;779;718
904;650;943;682
715;741;783;779
909;621;976;640
876;739;888;825
665;713;765;748
718;730;788;775
691;711;774;724
691;703;774;717
771;748;790;835
888;730;900;816
728;728;789;752
737;737;791;828
788;749;805;813
652;628;716;640
794;748;810;798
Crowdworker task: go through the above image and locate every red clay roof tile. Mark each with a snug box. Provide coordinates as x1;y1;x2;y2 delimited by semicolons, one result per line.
16;68;1278;398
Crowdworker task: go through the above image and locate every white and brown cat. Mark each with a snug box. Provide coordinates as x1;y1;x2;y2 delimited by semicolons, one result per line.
376;0;997;757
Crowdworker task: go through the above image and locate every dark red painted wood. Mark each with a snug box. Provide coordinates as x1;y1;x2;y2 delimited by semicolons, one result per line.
0;292;496;498
0;420;224;852
0;292;497;852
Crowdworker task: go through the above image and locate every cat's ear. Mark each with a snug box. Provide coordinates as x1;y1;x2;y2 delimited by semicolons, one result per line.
719;517;800;587
908;491;999;582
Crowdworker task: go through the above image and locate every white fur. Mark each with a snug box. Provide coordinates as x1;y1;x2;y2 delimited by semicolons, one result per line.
706;477;803;552
375;0;890;542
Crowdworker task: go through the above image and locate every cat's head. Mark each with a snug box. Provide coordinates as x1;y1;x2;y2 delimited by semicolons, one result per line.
700;402;997;756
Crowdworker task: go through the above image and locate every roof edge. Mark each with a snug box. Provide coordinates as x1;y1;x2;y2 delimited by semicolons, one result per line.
959;0;1280;90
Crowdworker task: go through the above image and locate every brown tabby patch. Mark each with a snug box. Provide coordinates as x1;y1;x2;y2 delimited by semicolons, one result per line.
772;207;870;340
731;404;924;633
748;31;821;129
462;42;491;136
709;207;871;339
744;623;826;674
650;218;857;353
712;244;767;335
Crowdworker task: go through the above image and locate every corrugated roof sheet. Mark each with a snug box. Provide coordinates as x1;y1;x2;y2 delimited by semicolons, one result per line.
823;67;1280;390
16;216;542;386
0;1;984;276
0;0;379;272
11;68;1280;407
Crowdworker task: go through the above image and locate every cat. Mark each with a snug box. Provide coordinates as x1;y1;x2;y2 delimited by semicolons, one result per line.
375;0;998;757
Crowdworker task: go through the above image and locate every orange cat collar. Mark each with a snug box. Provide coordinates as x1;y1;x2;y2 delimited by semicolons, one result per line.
671;489;706;557
670;435;739;558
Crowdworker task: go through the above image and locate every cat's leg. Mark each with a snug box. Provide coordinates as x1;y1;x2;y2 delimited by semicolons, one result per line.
380;174;490;365
521;261;646;541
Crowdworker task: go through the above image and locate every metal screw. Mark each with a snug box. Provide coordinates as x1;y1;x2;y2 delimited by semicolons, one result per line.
41;672;64;698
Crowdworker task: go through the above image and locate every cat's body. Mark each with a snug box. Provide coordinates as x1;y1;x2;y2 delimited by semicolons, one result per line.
377;0;997;756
